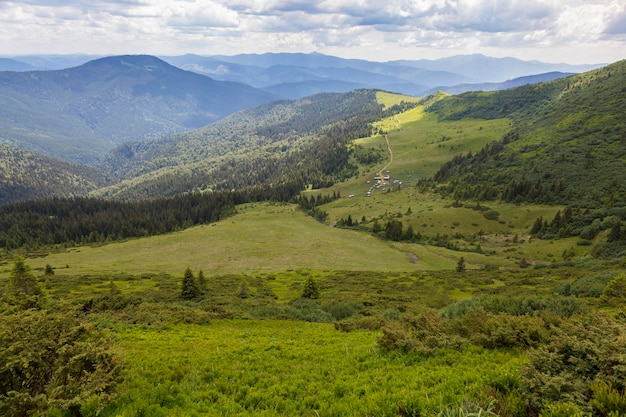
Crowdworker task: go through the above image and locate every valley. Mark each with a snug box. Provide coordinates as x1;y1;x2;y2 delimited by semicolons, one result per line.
1;57;625;417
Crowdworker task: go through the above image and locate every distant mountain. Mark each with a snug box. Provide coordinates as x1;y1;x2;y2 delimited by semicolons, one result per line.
0;143;107;205
393;54;602;83
4;54;100;70
425;72;575;95
0;55;278;165
162;53;464;98
164;52;601;99
0;58;35;71
262;80;366;100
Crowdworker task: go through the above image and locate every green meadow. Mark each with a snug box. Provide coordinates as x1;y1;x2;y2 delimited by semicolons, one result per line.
107;320;524;417
3;86;626;417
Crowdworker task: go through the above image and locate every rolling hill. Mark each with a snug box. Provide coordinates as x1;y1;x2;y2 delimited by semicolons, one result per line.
424;59;626;207
0;143;108;204
0;55;278;165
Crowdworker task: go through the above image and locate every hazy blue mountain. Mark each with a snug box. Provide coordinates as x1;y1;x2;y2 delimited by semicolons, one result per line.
6;54;100;70
393;54;603;82
262;80;367;99
164;52;599;98
425;71;575;95
0;55;278;165
0;58;36;71
163;53;469;97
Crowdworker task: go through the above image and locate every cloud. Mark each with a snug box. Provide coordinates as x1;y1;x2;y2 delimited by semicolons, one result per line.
166;2;239;28
0;0;623;64
604;5;626;34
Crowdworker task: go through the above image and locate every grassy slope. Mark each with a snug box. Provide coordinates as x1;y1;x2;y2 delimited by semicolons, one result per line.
108;320;523;416
20;203;471;277
424;60;626;206
314;94;584;265
5;89;622;417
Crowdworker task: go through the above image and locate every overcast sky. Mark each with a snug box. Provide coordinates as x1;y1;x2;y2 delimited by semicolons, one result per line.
0;0;624;64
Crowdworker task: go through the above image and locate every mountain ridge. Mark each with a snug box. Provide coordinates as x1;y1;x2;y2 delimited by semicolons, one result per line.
0;55;278;165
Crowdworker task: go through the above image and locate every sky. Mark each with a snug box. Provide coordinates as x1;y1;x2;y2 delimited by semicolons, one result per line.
0;0;624;65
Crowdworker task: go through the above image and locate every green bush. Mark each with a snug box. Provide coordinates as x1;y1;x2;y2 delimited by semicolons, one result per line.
538;402;584;417
555;271;617;298
0;309;120;417
322;301;361;320
521;313;626;411
590;381;626;417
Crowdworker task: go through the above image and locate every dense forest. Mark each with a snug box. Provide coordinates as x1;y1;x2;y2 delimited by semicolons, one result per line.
97;90;417;200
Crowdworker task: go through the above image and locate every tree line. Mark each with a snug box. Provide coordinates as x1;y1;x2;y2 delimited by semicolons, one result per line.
0;183;305;252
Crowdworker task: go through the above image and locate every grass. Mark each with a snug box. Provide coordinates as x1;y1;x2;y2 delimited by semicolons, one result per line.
104;320;524;417
21;203;457;277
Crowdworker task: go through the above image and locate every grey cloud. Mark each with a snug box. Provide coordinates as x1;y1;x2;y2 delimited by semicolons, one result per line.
604;8;626;34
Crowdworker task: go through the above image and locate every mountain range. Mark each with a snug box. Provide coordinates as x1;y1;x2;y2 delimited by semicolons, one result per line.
0;51;621;206
0;55;277;165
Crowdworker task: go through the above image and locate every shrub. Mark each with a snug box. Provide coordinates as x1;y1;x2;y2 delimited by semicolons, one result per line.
589;381;626;417
555;271;617;298
0;308;120;417
322;301;361;320
538;402;584;417
521;313;626;411
602;273;626;300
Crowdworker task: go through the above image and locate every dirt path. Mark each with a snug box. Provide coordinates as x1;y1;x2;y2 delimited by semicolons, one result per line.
377;133;393;179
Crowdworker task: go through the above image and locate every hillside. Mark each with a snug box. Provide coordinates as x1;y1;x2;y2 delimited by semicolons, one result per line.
96;90;418;199
2;59;626;417
425;71;574;95
0;55;277;165
0;143;107;204
425;59;626;207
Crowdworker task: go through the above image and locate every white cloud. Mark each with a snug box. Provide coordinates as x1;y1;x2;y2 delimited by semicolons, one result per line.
0;0;623;64
166;1;240;28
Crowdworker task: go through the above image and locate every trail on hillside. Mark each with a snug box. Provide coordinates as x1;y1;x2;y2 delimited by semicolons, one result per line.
377;133;393;179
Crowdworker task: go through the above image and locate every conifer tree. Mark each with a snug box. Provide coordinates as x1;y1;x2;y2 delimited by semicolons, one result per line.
302;277;320;299
6;256;45;309
456;257;466;273
181;267;200;300
197;270;207;295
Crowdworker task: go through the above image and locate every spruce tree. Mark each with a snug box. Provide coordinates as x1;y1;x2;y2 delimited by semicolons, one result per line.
197;270;207;295
301;277;320;299
456;257;466;273
7;257;45;309
181;267;200;300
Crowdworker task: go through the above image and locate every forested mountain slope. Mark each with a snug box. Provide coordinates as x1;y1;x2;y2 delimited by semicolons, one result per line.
98;90;417;200
0;55;277;165
425;59;626;208
0;143;108;204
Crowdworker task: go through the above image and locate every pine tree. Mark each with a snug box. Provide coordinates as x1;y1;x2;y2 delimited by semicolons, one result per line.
404;224;414;241
301;277;320;299
181;267;200;300
456;257;466;273
7;256;45;309
237;281;248;299
197;270;207;295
